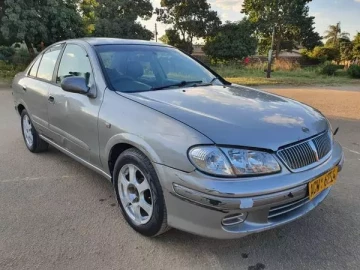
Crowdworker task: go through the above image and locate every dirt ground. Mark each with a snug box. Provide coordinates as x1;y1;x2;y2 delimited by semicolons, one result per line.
262;86;360;120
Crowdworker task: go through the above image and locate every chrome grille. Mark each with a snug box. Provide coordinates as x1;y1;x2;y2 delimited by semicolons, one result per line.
277;131;332;171
313;132;332;160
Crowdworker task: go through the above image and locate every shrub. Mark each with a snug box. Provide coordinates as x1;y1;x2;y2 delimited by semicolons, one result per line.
273;59;301;71
298;54;322;66
347;65;360;78
0;46;16;62
192;55;211;65
246;62;267;70
309;46;340;62
11;48;32;66
319;64;338;76
335;65;345;69
0;60;27;80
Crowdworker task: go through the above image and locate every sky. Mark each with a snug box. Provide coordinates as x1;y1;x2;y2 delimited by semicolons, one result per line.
142;0;360;43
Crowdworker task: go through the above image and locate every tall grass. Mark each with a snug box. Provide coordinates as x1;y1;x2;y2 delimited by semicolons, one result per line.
211;60;359;86
0;61;26;82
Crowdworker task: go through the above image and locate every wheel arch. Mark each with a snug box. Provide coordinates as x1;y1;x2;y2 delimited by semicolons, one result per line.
16;102;28;116
105;133;162;178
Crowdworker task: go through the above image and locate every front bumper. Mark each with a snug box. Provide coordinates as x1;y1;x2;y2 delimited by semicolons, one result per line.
154;141;344;239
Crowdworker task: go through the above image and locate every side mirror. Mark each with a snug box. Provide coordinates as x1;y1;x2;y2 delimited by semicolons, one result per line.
61;76;89;95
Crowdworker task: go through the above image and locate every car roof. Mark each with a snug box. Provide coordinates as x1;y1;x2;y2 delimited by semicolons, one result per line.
64;38;172;47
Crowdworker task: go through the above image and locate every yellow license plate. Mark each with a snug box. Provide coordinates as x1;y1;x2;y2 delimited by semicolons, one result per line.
309;167;338;200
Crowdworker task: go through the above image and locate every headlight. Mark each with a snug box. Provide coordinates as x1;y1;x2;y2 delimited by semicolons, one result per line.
188;146;234;176
188;146;281;177
221;148;281;176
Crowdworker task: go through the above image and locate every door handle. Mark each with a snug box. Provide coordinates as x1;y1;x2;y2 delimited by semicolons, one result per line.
48;96;55;103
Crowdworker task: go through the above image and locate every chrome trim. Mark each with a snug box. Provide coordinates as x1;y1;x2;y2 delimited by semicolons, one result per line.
172;183;308;211
338;152;345;172
39;135;112;180
277;131;332;173
222;213;247;226
268;196;309;219
308;140;319;161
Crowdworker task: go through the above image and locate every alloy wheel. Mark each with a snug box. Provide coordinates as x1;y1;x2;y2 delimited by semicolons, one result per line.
118;164;153;225
22;115;34;148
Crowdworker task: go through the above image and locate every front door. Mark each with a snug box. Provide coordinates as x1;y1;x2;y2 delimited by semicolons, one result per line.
47;43;101;165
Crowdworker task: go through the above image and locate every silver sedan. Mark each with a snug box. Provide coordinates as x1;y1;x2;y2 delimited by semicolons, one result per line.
12;38;344;239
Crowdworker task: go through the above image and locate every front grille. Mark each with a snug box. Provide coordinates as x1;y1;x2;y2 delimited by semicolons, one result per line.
268;196;309;219
277;131;332;171
313;132;332;159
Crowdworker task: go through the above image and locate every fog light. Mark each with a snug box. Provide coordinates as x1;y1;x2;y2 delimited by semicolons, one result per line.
222;213;247;226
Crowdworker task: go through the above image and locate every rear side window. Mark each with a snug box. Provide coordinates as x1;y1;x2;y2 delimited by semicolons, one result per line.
37;45;62;81
29;56;41;77
56;44;93;87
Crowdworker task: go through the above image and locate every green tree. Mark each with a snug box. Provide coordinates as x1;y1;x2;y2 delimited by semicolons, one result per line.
87;0;154;40
0;0;4;14
308;46;340;62
242;0;321;57
80;0;99;36
159;29;191;52
352;33;360;60
203;19;257;61
0;0;9;45
1;0;84;54
156;0;221;53
299;16;323;50
340;40;353;62
324;22;350;47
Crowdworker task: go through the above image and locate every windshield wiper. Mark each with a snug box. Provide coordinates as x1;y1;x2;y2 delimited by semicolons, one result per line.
196;77;219;87
210;77;218;84
151;80;203;91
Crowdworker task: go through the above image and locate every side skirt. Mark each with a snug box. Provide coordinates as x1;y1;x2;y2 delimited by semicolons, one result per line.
39;135;112;181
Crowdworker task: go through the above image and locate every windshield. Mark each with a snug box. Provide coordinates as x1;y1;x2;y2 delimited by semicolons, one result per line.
95;45;220;93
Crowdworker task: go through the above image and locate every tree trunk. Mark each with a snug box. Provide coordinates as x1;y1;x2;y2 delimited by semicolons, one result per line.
24;38;35;57
275;37;281;59
179;29;185;42
188;36;193;54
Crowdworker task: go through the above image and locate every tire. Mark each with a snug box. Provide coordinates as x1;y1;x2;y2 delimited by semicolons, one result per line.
113;148;169;237
21;109;49;153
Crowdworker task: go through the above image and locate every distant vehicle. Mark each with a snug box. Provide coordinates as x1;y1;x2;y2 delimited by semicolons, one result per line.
12;38;344;239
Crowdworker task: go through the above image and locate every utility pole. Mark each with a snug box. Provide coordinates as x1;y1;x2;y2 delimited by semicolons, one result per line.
155;23;158;42
266;26;276;78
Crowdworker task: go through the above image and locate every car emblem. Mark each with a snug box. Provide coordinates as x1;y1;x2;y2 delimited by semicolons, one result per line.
308;141;319;161
302;127;310;133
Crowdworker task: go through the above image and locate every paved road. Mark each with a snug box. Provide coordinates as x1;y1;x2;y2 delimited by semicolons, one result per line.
0;88;359;270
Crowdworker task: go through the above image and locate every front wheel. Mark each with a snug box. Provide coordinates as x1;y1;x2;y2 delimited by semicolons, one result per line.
113;148;169;237
21;109;48;153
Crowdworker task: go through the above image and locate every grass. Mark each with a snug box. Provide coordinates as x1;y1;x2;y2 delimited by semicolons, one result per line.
0;61;26;84
213;65;360;86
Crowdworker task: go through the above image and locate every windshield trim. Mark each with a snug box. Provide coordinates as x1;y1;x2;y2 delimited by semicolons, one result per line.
94;44;231;93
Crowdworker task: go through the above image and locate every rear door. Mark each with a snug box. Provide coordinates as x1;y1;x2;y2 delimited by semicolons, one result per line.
47;43;101;164
20;44;63;136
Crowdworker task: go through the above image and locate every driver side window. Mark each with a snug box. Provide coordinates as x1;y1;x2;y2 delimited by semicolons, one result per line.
57;44;93;87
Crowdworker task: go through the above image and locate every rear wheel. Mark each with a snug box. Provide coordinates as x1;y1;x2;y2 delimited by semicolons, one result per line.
21;110;48;153
113;148;169;237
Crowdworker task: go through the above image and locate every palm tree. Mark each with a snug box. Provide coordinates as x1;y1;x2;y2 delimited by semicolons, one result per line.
324;22;350;47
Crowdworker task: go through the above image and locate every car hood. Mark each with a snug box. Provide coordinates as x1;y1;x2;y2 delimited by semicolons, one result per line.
121;85;328;151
